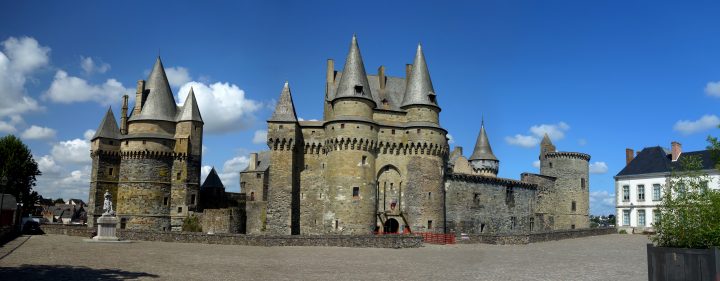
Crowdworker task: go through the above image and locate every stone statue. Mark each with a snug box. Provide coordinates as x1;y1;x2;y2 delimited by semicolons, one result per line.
102;191;114;216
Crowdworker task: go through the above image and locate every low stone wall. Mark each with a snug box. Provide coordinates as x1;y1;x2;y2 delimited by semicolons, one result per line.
457;227;616;245
40;224;423;248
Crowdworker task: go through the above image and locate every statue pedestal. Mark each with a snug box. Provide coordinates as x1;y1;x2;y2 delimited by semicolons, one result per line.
92;215;119;241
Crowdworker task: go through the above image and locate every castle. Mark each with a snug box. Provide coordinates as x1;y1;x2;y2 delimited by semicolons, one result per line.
89;36;591;235
88;58;203;231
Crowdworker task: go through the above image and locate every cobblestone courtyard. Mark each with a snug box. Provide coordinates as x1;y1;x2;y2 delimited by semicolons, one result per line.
0;234;648;280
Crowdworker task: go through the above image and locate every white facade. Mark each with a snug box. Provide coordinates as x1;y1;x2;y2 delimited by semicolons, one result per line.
615;171;720;233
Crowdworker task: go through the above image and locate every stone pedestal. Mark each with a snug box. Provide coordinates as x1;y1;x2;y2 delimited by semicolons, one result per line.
93;215;119;241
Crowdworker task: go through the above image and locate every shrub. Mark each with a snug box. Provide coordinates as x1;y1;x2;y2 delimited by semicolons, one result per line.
651;155;720;248
182;215;202;232
618;229;627;234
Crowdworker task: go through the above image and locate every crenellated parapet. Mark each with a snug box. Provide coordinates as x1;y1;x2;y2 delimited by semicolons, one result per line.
91;150;122;158
545;152;591;161
377;141;448;157
324;137;376;152
119;150;191;160
447;173;538;190
302;142;324;154
267;137;296;151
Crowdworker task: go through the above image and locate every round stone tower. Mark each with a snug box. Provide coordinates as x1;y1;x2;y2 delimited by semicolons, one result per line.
539;134;590;229
400;44;447;233
117;58;177;231
468;121;499;177
324;35;378;234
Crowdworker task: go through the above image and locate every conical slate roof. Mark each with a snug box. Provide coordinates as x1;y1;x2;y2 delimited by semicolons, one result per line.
130;57;177;122
92;107;121;140
201;167;225;190
401;44;438;109
269;82;298;122
177;87;203;123
333;35;375;105
541;133;553;146
469;122;498;161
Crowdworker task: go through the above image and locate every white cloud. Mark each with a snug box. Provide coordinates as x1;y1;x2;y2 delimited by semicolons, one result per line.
177;81;262;134
0;36;47;117
202;145;208;155
673;114;720;135
166;66;191;88
506;122;570;148
0;121;16;133
83;129;96;140
447;134;454;144
578;138;587;146
705;81;720;97
80;56;110;74
36;155;61;176
219;155;249;192
529;122;570;140
51;138;91;164
505;134;540;148
21;125;56;140
44;70;133;105
252;130;267;144
532;160;540;169
589;190;616;215
589;161;608;174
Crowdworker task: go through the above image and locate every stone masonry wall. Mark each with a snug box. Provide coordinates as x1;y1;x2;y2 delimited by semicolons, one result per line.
446;175;536;234
117;157;173;231
88;151;120;228
201;208;241;234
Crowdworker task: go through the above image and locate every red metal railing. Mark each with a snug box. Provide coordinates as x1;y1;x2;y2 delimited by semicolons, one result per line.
416;232;456;245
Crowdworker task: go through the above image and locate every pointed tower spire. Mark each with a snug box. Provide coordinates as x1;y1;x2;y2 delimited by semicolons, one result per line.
201;167;225;190
130;57;177;121
177;87;203;123
401;44;438;108
332;35;375;104
269;81;298;122
541;133;553;146
469;122;498;161
540;133;556;156
92;107;121;140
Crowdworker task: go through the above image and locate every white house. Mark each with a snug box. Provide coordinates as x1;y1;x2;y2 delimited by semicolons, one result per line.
614;142;720;233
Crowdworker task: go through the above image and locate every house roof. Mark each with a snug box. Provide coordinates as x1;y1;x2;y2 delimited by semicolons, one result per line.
269;82;298;122
616;146;716;177
242;151;270;172
92;107;121;140
201;167;225;190
401;44;438;109
129;57;178;122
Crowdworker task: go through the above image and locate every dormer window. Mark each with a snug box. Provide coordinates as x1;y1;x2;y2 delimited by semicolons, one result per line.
354;85;363;95
428;93;437;104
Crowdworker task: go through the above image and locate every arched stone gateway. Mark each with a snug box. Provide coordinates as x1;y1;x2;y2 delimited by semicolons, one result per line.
384;218;400;233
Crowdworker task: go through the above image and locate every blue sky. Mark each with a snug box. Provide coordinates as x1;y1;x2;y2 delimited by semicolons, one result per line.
2;1;720;215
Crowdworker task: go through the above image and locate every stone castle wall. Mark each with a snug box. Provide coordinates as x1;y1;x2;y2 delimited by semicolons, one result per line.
540;153;590;230
87;151;120;227
117;156;173;231
446;174;537;234
201;207;242;234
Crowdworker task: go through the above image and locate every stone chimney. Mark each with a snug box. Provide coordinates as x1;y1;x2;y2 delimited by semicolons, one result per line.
405;64;412;87
625;148;634;165
134;80;145;115
671;141;682;162
326;59;335;84
249;153;258;170
378;65;386;89
120;95;128;135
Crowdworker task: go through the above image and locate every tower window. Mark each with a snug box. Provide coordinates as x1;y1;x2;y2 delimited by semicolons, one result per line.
428;192;432;200
549;162;553;168
335;219;339;229
354;85;363;94
143;140;146;145
301;192;305;200
391;129;395;135
361;156;367;165
417;129;421;133
190;194;196;205
341;124;345;129
581;178;586;189
250;192;255;201
427;220;433;230
320;193;323;199
109;140;114;145
256;173;261;179
279;125;284;129
176;172;181;180
177;207;182;213
352;187;359;198
125;140;128;145
505;188;514;205
108;168;114;176
510;217;517;229
163;197;169;206
571;201;576;211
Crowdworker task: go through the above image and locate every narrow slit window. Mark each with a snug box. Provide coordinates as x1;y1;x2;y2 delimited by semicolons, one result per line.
352;187;359;198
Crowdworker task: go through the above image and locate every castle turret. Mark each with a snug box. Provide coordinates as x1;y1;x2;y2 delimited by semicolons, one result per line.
171;87;204;227
324;35;378;234
266;82;301;235
401;44;440;125
88;107;121;227
469;121;499;177
118;57;178;231
538;134;590;230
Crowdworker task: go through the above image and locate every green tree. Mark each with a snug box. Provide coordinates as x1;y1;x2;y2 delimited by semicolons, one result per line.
652;155;720;248
0;135;41;215
182;215;202;232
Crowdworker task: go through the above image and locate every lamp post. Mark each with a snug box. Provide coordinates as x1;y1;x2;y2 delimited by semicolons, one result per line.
0;175;7;226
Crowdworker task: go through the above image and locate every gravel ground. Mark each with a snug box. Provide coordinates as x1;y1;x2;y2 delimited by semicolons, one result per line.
0;234;649;281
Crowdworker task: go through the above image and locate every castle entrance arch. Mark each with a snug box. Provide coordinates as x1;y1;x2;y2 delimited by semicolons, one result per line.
376;165;402;213
384;218;399;233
